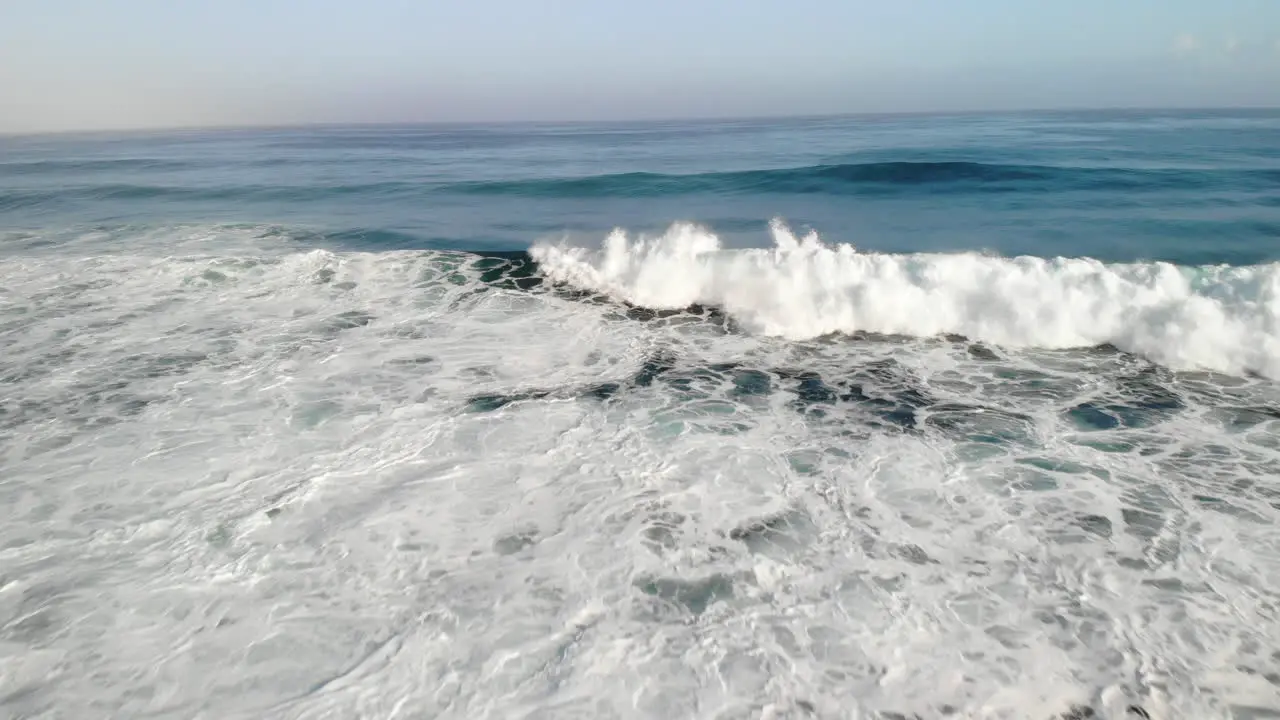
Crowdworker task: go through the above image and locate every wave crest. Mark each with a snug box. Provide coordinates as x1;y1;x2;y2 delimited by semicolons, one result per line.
530;220;1280;377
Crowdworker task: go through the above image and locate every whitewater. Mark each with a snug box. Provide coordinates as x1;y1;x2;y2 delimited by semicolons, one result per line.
3;112;1280;720
0;220;1277;720
533;220;1280;379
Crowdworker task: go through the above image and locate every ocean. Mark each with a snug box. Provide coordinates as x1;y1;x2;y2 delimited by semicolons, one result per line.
2;109;1279;719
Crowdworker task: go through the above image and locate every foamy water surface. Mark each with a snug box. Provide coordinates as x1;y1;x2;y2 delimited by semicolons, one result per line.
2;221;1279;719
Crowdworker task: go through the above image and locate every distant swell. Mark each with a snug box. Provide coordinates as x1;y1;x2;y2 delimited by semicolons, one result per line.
0;182;419;211
4;162;1278;210
530;220;1280;378
448;161;1280;197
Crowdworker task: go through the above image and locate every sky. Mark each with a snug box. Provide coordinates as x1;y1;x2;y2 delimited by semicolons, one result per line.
2;0;1279;133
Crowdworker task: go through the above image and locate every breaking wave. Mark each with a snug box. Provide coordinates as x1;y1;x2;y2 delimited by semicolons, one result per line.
531;220;1280;378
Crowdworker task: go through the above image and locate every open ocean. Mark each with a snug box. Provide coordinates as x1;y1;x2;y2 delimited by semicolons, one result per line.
2;109;1280;719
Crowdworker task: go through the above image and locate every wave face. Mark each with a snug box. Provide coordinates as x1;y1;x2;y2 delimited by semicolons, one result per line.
448;161;1280;197
532;220;1280;378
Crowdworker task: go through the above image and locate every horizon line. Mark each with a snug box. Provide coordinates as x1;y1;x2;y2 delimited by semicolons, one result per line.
4;103;1279;140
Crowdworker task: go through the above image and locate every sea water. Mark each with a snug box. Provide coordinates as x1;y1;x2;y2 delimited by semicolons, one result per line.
2;110;1280;719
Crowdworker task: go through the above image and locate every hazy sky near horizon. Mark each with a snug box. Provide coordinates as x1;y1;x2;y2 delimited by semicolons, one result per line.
2;0;1279;133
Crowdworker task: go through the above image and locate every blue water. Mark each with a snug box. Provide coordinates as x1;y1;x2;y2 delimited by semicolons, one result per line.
5;110;1280;718
3;108;1279;265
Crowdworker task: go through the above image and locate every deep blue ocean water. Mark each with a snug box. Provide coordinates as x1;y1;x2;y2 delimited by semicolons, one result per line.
3;110;1280;719
3;109;1279;264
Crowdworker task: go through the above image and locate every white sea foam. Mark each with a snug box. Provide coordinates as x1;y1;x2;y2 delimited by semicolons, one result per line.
532;220;1280;378
2;225;1280;719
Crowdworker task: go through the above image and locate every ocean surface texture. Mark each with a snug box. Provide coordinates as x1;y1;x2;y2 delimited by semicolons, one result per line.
2;110;1280;720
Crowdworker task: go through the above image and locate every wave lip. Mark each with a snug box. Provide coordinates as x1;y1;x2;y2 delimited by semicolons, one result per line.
530;220;1280;378
447;161;1278;198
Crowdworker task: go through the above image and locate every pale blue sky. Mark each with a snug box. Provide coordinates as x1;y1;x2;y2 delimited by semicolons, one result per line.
2;0;1278;132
